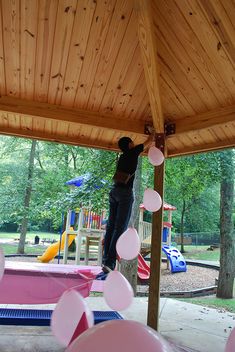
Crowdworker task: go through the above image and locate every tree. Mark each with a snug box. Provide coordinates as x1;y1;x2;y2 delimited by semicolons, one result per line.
184;185;220;234
164;153;219;252
17;140;37;254
217;149;235;298
0;136;35;231
27;143;116;231
120;157;143;295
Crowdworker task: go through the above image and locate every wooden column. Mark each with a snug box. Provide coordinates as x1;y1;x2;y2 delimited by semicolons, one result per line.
134;0;165;331
147;134;165;330
168;210;172;245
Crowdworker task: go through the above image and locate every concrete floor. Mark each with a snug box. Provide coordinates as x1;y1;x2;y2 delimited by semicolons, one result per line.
0;297;234;352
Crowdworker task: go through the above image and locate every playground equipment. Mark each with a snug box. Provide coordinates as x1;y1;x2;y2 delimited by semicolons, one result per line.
0;309;123;326
137;253;150;280
62;208;105;266
38;174;106;265
138;202;187;277
161;246;187;273
38;208;105;265
37;227;75;263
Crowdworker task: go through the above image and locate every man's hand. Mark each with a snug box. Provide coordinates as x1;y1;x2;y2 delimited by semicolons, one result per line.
143;130;155;151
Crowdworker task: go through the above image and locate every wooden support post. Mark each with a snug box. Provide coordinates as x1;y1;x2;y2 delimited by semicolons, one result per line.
168;210;172;245
75;208;84;265
135;0;165;330
63;210;71;264
147;134;165;331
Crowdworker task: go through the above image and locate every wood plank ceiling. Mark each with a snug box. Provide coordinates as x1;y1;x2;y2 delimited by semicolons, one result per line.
0;0;234;157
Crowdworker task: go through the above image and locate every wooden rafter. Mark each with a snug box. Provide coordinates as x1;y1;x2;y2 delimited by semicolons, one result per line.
171;105;235;136
0;123;120;151
134;0;164;133
168;137;235;158
0;96;147;137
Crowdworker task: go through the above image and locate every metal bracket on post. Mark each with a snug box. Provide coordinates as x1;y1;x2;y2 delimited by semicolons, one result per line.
164;122;175;136
144;123;154;135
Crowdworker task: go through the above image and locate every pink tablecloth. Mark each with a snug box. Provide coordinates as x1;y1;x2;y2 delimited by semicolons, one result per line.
0;261;101;304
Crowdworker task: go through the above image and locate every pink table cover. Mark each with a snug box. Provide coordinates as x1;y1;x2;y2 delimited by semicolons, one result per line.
0;261;101;304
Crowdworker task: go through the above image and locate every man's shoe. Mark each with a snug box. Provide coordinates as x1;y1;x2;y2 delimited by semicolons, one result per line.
96;272;108;280
102;265;111;274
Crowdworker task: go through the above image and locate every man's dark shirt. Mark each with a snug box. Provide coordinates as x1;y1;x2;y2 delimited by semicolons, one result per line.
115;144;144;188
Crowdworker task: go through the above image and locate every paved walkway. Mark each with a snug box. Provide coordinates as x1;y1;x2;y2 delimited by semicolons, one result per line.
0;297;234;352
88;297;234;352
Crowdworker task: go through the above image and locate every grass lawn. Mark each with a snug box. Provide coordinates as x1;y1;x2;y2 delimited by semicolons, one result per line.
0;242;52;255
178;295;235;313
0;231;60;241
175;245;220;261
0;231;60;255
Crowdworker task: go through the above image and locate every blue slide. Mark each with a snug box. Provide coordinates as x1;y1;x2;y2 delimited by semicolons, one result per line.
162;245;187;273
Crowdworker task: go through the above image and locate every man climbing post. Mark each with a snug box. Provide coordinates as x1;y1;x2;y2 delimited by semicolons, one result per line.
97;131;155;279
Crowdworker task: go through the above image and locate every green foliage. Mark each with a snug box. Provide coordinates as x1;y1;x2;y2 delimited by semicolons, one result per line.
0;135;233;240
164;152;221;233
0;136;117;231
184;185;220;233
0;141;31;227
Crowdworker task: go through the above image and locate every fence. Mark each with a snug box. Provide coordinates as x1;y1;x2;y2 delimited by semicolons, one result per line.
173;232;220;246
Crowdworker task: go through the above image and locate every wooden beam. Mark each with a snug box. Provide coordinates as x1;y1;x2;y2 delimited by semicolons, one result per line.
0;124;120;152
134;0;164;133
0;96;147;136
172;105;235;135
167;137;235;158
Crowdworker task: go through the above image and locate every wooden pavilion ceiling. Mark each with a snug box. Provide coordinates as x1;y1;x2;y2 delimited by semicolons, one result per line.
0;0;234;157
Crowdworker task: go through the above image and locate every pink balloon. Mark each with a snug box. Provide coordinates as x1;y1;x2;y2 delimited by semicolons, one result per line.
143;188;162;212
116;228;140;260
66;320;173;352
225;327;235;352
0;247;5;282
148;146;164;166
51;290;94;347
104;271;133;311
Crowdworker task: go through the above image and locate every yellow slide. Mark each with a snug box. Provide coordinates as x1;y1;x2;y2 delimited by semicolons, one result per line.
37;228;76;263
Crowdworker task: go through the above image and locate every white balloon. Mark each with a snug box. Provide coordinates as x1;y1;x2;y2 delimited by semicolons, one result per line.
104;271;133;311
51;290;94;347
148;146;164;166
143;188;162;212
0;247;5;282
116;228;140;260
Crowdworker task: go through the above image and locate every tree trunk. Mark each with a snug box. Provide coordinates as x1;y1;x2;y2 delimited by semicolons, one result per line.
17;140;37;254
71;150;77;170
120;157;142;295
217;150;235;298
180;199;186;253
129;157;143;229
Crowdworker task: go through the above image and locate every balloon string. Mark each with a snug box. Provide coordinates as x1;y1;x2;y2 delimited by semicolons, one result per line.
19;268;99;302
40;269;97;290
